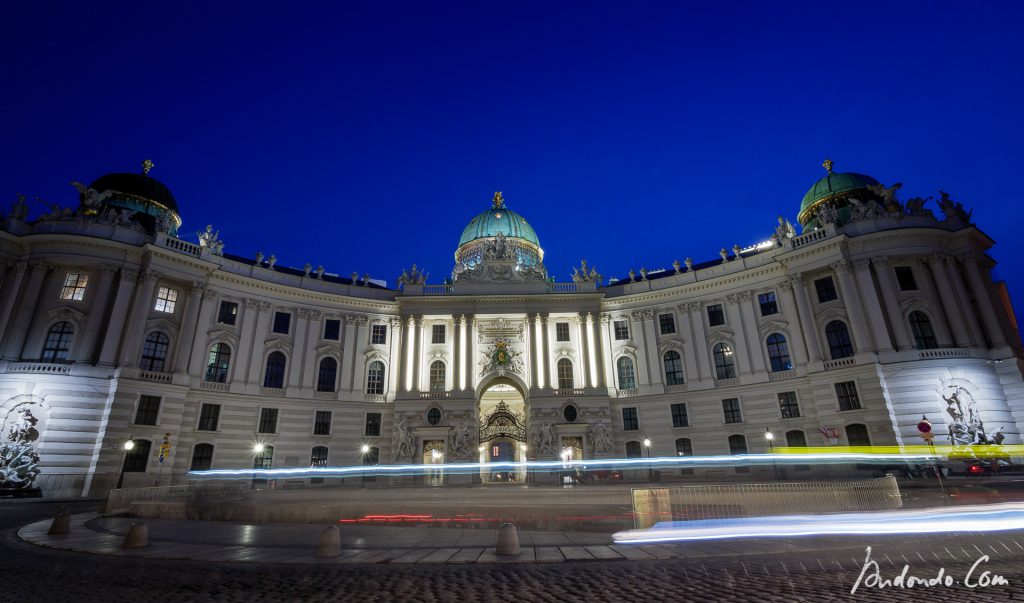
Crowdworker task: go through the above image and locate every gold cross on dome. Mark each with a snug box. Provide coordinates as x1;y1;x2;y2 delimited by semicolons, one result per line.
822;158;833;174
141;159;155;175
492;191;504;209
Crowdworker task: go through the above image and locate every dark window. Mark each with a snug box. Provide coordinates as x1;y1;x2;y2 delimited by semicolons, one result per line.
364;446;380;465
563;405;577;422
846;423;871;446
613;320;629;340
758;292;778;316
370;324;387;345
263;351;286;388
253;445;273;469
140;331;170;372
778;391;800;419
785;430;807;447
825;321;855;359
427;407;441;425
909;311;938;349
190;444;214;471
431;324;445;344
675;438;693;456
766;333;792;372
659;313;676;335
815;277;838;303
713;343;736;379
218;301;238;325
617;357;636;390
134;395;161;425
366;361;385;394
555;322;570;342
41;321;74;362
429;361;446;391
311;446;329;467
663;350;684;385
364;412;382;437
557;358;574;389
722;398;742;423
122;439;151;472
317;357;338;392
323;319;340;341
622;407;639;431
895;266;917;291
258;408;279;434
205;343;231;382
314;410;332;435
197;403;220;431
670;403;689;428
836;381;862;411
707;304;725;327
272;311;291;334
728;434;748;455
625;441;643;458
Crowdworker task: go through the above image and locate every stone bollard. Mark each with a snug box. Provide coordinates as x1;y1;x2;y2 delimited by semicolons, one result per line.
495;522;520;556
47;506;70;535
121;522;148;548
315;525;342;557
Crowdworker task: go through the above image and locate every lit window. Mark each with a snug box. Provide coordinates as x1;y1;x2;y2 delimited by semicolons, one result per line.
371;324;387;345
366;361;385;395
617;357;636;390
154;286;178;313
253;445;273;470
555;322;570;342
60;273;89;301
41;321;74;362
713;343;735;379
429;360;446;391
431;324;445;344
311;446;329;467
613;320;629;340
205;343;231;383
557;358;574;389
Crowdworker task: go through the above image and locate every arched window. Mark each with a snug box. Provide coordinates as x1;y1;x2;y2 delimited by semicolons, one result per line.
253;445;274;469
785;430;807;447
311;446;329;467
675;438;693;456
557;358;574;389
429;360;446;392
205;343;231;383
663;350;684;385
122;439;151;473
617;356;636;390
766;333;792;372
41;321;74;362
845;423;871;447
366;361;385;395
625;441;643;458
317;357;338;392
713;343;736;379
190;443;214;471
140;331;170;372
909;311;938;349
263;351;287;388
728;434;748;455
825;321;854;360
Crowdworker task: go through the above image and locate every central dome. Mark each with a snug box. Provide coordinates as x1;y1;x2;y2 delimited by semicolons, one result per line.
451;192;546;283
457;193;540;248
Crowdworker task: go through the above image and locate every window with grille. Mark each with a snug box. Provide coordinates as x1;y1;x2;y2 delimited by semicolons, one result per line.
272;312;291;334
613;320;629;340
825;321;854;359
366;361;385;394
836;381;862;411
140;331;169;372
758;292;778;316
258;408;279;434
122;440;151;472
190;444;214;471
675;438;693;456
263;352;286;388
154;286;178;313
431;324;445;344
617;357;636;390
134;395;161;426
311;446;329;467
197;403;221;431
707;304;725;326
314;410;332;435
659;313;676;334
557;358;574;389
370;324;387;344
895;266;917;291
670;403;689;428
429;361;446;391
555;322;570;342
778;391;800;419
909;311;938;349
713;343;736;379
846;423;871;446
722;398;742;423
766;333;792;372
253;446;273;469
205;343;231;382
317;357;338;392
41;321;74;362
622;407;639;431
323;319;340;340
728;434;748;455
427;407;442;425
365;412;382;436
815;277;838;303
663;351;684;385
218;301;238;325
60;273;89;301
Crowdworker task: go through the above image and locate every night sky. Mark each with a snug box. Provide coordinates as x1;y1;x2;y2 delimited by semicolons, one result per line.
4;1;1023;321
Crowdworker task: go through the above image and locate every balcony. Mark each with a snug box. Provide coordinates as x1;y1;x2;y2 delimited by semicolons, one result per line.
823;357;856;370
365;393;387;403
314;390;336;400
5;362;71;375
553;388;584;396
139;370;172;383
918;348;969;360
199;380;229;392
714;377;740;388
664;383;688;393
419;391;451;399
616;388;639;398
259;386;285;397
768;369;797;382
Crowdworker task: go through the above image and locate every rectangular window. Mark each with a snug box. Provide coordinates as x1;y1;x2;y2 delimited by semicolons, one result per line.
815;277;838;303
60;273;89;301
613;320;629;340
365;412;382;437
722;398;742;423
371;324;387;345
134;395;161;426
622;407;639;431
431;324;446;344
311;446;329;467
836;381;862;411
778;391;801;419
659;313;676;335
217;301;238;325
758;292;778;316
272;312;291;334
555;322;570;342
323;319;340;341
707;304;725;327
895;266;917;291
154;286;178;313
197;404;221;431
258;408;279;434
314;410;332;435
670;403;689;428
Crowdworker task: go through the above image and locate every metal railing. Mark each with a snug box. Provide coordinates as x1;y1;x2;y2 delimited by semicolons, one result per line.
104;482;251;513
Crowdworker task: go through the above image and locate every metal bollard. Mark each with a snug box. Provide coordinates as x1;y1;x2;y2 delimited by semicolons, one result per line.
47;506;70;535
495;522;520;556
315;525;342;557
121;522;148;548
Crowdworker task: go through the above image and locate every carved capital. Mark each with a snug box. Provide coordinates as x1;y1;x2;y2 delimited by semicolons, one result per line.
388;317;401;329
725;293;739;305
830;259;851;274
345;314;359;325
599;314;610;325
871;255;890;268
13;261;28;275
245;297;261;309
99;263;119;277
777;279;793;292
120;267;139;282
575;313;587;325
851;258;872;271
355;315;369;326
738;291;753;302
958;253;980;269
259;301;273;311
190;281;204;294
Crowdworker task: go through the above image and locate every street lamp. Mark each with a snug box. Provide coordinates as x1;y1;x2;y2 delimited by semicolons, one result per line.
765;429;778;479
643;437;653;482
115;439;135;490
360;444;370;485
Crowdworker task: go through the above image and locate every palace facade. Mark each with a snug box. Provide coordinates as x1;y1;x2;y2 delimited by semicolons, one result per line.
1;161;1022;497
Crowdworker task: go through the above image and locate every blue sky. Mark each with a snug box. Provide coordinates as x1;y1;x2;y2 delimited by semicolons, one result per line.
4;1;1023;323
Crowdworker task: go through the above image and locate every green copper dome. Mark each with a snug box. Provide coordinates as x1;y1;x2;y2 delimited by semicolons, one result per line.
457;192;541;248
798;160;880;225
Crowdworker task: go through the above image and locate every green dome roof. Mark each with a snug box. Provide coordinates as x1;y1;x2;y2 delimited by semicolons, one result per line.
457;193;540;249
800;171;880;215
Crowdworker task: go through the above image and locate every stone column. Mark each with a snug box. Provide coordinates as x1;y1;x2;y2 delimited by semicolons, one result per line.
871;257;914;350
639;310;659;386
225;299;259;380
961;254;1007;348
576;312;591;388
852;259;893;352
598;315;614;388
784;275;822;362
677;304;700;383
587;312;602;387
452;314;463;391
527;313;539;388
831;260;872;354
0;261;28;347
723;295;752;376
118;269;160;366
288;308;312;387
98;268;139;366
350;316;369;392
75;263;117;363
341;314;359;391
684;303;711;381
927;254;971;347
244;302;274;383
737;292;769;371
171;282;206;374
403;315;416;392
916;257;955;348
387;317;403;394
943;255;985;347
2;262;50;360
467;315;478;391
540;314;551;389
411;315;423;392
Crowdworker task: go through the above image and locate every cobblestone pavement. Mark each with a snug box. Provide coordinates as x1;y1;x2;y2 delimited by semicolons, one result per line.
5;500;1024;602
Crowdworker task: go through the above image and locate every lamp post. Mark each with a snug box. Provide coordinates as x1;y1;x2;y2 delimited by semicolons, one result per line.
360;444;370;486
115;439;135;490
765;429;778;480
479;445;486;483
643;437;653;482
252;443;265;489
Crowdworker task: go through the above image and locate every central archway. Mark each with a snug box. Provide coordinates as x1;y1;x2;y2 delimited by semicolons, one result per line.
476;375;529;482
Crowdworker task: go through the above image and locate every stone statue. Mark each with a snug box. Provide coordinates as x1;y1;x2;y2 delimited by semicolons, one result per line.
590;421;612;454
941;385;1003;447
71;181;112;214
155;212;173;234
450;424;473;459
639;267;647;281
267;255;277;269
0;408;41;490
361;274;370;286
198;225;221;248
938;191;972;224
867;182;903;215
628;268;636;283
672;259;681;274
571;259;601;283
905;197;934;218
116;208;135;226
315;265;325;279
256;251;264;264
9;193;29;220
815;202;839;226
536;422;558;457
393;416;416;461
775;216;796;239
732;244;742;259
684;257;693;271
719;248;729;263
